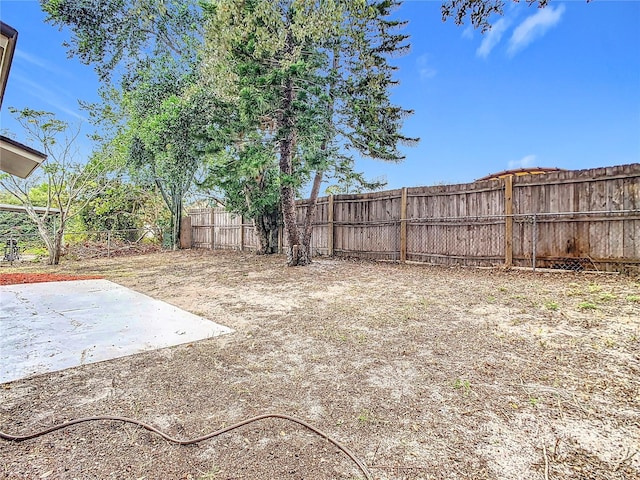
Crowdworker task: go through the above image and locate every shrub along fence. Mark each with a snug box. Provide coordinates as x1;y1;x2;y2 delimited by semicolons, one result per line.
188;163;640;273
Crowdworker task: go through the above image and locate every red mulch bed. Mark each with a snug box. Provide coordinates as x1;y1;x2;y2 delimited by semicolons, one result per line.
0;273;103;286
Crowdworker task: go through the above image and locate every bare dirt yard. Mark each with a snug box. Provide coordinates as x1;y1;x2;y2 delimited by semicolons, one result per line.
1;249;639;479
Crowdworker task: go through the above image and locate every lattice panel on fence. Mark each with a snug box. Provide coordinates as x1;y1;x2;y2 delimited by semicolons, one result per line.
333;221;400;261
406;216;505;266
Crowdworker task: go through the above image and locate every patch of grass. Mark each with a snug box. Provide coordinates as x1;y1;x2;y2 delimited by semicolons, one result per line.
578;302;598;311
587;283;602;293
626;295;640;303
529;397;539;407
22;246;47;256
598;293;617;302
453;378;472;396
357;409;372;423
544;301;559;311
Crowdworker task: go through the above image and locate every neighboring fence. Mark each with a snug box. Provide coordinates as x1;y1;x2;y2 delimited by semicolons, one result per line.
188;164;640;273
188;209;258;252
1;228;161;262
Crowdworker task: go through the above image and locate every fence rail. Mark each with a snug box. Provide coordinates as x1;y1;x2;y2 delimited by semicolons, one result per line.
188;164;640;273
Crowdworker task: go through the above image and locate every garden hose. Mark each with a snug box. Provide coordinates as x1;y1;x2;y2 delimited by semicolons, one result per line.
0;412;373;480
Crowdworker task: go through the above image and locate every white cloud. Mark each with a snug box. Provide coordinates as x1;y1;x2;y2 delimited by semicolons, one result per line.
476;18;510;59
416;54;437;80
462;25;474;40
508;4;566;56
508;154;537;170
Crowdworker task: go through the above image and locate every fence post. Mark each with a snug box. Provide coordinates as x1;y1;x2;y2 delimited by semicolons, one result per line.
532;214;537;272
504;175;514;267
210;208;216;250
328;195;334;256
107;231;111;258
239;215;244;252
400;187;408;263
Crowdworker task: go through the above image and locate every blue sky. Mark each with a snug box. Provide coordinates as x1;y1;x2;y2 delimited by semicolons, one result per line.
1;0;639;190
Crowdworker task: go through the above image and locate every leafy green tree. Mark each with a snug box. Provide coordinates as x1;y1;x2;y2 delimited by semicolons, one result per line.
201;142;282;254
0;108;119;264
121;56;223;249
204;0;417;265
78;180;148;240
40;0;202;81
43;0;216;250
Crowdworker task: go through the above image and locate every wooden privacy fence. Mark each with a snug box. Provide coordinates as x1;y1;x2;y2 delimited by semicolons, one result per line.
188;208;258;252
188;163;640;272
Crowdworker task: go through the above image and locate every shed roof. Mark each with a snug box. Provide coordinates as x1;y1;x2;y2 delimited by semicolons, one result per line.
476;167;566;182
0;203;61;215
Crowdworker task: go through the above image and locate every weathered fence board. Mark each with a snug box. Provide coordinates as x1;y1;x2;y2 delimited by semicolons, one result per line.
189;163;640;272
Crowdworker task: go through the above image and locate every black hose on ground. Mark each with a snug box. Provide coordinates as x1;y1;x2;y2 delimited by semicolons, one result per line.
0;413;373;480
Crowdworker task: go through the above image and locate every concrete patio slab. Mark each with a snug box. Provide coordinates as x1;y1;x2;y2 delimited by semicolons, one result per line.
0;279;232;383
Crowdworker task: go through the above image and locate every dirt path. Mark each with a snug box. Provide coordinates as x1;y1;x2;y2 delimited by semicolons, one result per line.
1;250;639;479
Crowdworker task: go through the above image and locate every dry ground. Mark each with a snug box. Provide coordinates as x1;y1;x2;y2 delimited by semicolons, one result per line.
1;250;639;480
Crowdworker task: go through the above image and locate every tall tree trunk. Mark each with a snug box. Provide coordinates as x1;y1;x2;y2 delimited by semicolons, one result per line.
27;210;58;266
279;29;307;266
153;175;181;251
52;227;64;265
172;193;182;250
280;134;303;265
42;230;56;265
254;211;279;255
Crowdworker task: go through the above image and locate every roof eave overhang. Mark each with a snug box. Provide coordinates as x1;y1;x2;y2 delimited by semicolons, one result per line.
0;135;47;178
1;21;18;109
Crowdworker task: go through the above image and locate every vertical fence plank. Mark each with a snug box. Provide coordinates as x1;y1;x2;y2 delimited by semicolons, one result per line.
400;187;408;263
209;208;216;250
328;195;334;256
504;175;513;267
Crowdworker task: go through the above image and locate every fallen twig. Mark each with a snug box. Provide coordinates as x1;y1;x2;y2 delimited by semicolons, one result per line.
542;443;550;480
